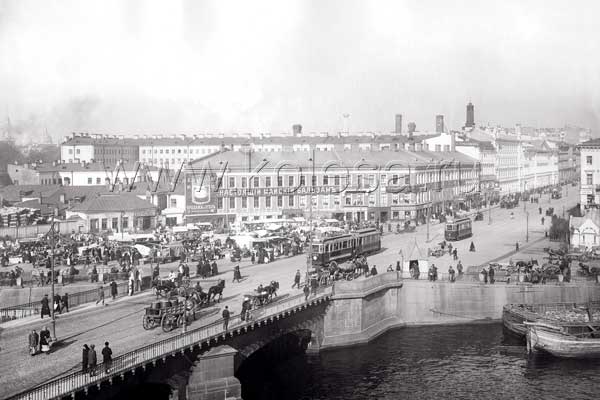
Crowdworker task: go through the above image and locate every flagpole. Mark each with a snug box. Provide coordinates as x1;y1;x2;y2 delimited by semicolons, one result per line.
50;214;57;341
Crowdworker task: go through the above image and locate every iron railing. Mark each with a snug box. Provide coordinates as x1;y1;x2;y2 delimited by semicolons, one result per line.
0;281;131;323
7;287;332;400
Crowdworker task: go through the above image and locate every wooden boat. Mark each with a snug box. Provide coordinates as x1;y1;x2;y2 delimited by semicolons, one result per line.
526;322;600;358
503;301;600;339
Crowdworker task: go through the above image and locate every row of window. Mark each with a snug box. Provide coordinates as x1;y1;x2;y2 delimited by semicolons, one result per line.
140;148;219;155
100;217;128;230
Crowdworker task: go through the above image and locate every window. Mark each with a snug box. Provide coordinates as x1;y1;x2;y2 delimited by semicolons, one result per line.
112;218;118;230
277;196;283;207
242;197;247;209
170;198;177;207
229;197;236;209
299;196;306;207
277;176;283;186
311;175;317;186
288;176;294;187
369;194;376;206
334;175;340;186
241;177;247;188
68;149;73;154
288;195;294;207
76;149;80;154
323;175;329;185
229;177;235;187
357;175;363;188
323;196;329;207
88;177;92;184
265;177;271;187
300;175;306;186
122;217;128;228
254;196;259;208
587;156;593;165
217;197;223;209
101;218;107;230
587;173;593;185
165;149;169;154
266;196;272;208
253;177;259;187
345;196;351;205
95;177;100;184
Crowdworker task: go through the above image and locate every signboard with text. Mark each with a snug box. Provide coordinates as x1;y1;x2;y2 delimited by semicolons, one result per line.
185;174;219;215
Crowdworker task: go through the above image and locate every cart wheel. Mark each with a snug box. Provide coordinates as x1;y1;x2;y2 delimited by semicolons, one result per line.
177;315;185;328
161;314;174;332
346;274;353;281
142;315;153;330
329;261;338;269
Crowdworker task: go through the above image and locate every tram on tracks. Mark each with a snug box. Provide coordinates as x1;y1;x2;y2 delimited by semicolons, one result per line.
310;228;381;269
444;217;473;241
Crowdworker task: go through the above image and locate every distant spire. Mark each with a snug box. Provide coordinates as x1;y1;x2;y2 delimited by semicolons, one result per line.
44;126;53;144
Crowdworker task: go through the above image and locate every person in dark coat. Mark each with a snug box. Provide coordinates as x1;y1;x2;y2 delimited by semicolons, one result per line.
110;280;118;300
489;265;495;284
469;241;475;252
28;329;39;356
88;344;97;376
61;293;69;313
211;261;218;276
370;265;378;276
232;265;242;283
292;269;301;289
39;326;51;354
40;294;51;319
82;344;89;372
481;267;488;284
303;283;310;301
102;342;113;373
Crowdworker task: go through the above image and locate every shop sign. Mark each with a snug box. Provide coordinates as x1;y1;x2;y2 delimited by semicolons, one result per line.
215;185;340;197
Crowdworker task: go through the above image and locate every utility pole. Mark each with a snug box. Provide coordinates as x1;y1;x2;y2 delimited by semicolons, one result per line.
526;211;529;243
426;205;430;243
306;149;315;287
49;215;57;341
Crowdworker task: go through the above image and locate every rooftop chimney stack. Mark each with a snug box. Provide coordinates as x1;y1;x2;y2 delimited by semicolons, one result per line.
395;114;402;134
292;124;302;137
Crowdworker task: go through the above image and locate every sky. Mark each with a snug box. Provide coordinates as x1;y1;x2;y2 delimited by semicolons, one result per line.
0;0;599;143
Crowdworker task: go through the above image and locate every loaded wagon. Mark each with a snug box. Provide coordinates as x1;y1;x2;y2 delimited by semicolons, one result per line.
142;298;190;332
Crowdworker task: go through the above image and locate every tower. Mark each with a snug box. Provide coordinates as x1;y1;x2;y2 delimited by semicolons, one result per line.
465;102;475;128
436;115;444;133
395;114;402;134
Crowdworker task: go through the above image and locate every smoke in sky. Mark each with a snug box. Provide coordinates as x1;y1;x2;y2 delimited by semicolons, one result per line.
0;0;599;143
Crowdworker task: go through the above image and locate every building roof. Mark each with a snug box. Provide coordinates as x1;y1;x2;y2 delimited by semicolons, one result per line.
16;161;158;173
578;138;600;148
70;193;156;214
571;209;600;230
188;149;478;173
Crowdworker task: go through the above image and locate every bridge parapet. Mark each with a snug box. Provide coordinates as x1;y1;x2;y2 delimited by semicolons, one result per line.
333;271;402;299
8;288;333;400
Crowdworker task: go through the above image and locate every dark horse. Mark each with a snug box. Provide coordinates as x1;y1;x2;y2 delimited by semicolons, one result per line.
208;279;225;303
265;280;279;301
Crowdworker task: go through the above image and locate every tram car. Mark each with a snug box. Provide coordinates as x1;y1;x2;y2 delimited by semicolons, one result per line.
311;228;381;269
444;217;473;241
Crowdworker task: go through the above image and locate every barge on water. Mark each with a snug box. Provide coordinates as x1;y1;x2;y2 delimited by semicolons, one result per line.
526;322;600;358
502;302;600;339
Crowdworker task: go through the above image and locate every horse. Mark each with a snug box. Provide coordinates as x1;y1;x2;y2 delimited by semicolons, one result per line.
208;279;225;303
264;280;279;301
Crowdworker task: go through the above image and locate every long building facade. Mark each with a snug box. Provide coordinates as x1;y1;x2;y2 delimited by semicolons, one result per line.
183;149;480;227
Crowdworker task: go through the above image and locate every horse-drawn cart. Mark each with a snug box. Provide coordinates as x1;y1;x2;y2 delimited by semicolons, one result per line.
142;299;187;332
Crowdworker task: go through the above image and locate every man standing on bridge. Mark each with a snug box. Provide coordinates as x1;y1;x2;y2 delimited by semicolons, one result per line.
222;306;231;331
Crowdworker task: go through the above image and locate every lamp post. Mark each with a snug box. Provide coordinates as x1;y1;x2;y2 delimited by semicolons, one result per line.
306;149;316;287
121;211;124;240
526;211;529;243
49;214;58;341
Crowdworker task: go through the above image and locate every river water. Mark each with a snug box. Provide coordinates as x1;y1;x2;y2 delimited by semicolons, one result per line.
239;323;600;400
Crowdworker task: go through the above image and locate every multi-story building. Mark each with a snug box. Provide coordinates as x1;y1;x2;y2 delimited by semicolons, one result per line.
495;135;522;193
7;161;159;186
184;149;480;227
60;134;139;165
521;141;558;192
579;138;600;210
455;137;497;192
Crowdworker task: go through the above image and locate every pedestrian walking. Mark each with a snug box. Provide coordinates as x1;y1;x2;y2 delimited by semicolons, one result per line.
481;267;488;284
53;294;61;314
128;277;134;296
292;269;301;289
222;306;230;331
396;260;402;272
515;242;519;252
88;344;97;376
28;329;39;356
310;275;318;296
370;265;378;276
453;248;458;261
541;217;545;225
39;326;51;355
60;293;69;313
489;265;495;284
469;241;475;252
448;266;456;283
102;342;113;373
457;261;463;277
303;283;310;301
110;279;118;300
40;294;51;319
95;285;105;306
82;344;89;373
